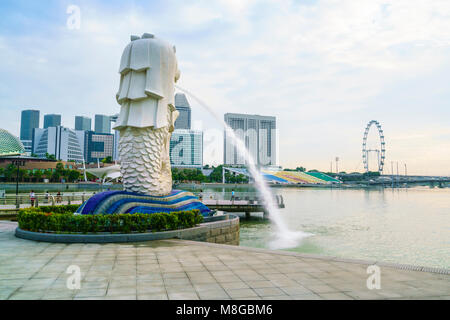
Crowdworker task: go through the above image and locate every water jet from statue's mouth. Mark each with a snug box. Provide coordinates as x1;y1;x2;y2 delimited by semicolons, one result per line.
174;85;309;249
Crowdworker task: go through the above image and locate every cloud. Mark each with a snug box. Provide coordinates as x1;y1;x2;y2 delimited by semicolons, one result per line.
0;0;449;174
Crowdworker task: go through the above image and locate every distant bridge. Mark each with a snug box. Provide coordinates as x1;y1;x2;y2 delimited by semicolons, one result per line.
367;175;450;186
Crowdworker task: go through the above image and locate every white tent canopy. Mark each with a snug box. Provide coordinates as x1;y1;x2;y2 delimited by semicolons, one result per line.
86;165;121;183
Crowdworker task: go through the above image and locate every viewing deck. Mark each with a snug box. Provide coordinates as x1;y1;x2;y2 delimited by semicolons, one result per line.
0;193;285;219
0;221;448;300
203;195;285;217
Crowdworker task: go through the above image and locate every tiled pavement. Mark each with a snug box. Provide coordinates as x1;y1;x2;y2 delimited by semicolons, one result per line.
0;221;449;300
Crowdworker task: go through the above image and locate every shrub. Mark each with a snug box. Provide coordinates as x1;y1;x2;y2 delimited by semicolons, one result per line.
17;205;203;234
38;205;80;214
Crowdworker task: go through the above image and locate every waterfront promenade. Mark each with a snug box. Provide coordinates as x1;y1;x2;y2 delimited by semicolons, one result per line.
0;221;448;300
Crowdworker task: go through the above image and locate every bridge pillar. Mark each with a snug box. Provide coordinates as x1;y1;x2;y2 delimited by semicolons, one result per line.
245;212;250;219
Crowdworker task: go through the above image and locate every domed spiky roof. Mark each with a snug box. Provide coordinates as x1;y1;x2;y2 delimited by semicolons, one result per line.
0;128;25;156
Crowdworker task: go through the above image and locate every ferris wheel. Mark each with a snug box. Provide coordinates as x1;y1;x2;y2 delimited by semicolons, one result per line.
362;120;386;173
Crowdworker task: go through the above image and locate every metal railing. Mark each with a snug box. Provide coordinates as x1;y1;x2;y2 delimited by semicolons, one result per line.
0;191;284;209
0;192;96;209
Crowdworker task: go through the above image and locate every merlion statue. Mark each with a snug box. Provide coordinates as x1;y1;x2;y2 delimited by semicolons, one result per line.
77;34;211;216
113;33;180;196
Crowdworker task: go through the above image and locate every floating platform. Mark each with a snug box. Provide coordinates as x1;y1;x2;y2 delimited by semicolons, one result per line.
76;190;211;216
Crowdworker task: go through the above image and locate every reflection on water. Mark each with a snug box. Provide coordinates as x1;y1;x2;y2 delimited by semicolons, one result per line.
189;185;450;268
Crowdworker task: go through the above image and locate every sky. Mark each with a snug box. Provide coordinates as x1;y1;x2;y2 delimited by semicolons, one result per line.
0;0;449;175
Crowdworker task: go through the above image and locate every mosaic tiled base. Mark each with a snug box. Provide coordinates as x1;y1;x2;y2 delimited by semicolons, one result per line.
76;190;211;216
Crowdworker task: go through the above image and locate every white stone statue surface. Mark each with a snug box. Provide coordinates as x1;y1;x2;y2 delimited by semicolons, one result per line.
113;33;180;196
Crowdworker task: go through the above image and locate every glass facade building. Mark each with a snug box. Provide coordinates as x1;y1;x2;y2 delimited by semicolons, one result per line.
75;116;92;131
174;93;192;130
95;114;111;134
20;109;40;141
0;128;25;156
32;126;85;162
43;114;61;129
84;131;114;163
224;113;277;166
170;129;203;168
21;140;33;155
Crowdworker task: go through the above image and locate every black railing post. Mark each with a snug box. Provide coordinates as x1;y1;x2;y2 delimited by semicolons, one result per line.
15;163;20;208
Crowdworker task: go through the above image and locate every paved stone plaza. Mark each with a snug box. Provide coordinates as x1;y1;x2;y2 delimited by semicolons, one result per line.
0;221;449;300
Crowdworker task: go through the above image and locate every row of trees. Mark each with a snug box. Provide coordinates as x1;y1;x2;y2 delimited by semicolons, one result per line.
285;166;307;172
284;165;383;178
0;163;81;183
172;168;207;182
0;162;249;185
172;165;249;184
338;171;381;182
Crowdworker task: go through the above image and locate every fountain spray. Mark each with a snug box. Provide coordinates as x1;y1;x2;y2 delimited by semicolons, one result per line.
175;85;310;249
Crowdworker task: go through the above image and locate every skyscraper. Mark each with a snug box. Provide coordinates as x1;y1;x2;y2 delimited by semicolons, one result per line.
33;126;85;162
95;114;111;134
20;109;40;141
43;114;61;128
174;93;192;130
224;113;277;167
75;116;92;131
170;129;203;168
84;131;114;163
20;109;40;154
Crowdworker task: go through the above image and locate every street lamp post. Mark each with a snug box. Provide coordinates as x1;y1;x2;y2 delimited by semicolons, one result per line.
12;159;25;208
335;157;339;174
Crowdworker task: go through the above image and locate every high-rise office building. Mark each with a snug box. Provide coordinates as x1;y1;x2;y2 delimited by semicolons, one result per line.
170;129;203;168
43;114;61;129
20;109;40;154
32;126;85;162
20;109;40;140
95;114;111;134
84;131;114;163
224;113;277;166
174;93;192;130
75;116;91;131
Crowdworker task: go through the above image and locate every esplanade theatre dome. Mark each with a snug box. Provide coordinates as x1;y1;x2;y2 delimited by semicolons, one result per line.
0;128;25;156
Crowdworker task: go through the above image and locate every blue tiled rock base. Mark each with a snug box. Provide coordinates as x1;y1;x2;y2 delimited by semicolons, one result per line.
76;190;211;216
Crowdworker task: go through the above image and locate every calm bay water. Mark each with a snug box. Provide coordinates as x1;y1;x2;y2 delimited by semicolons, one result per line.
193;185;450;269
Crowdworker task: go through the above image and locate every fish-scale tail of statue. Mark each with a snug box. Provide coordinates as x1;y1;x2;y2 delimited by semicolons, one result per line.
118;126;172;196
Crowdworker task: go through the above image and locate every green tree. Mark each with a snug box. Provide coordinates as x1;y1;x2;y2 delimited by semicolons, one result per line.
43;169;53;179
45;153;56;161
33;170;42;182
49;162;65;182
51;171;61;182
67;170;80;182
208;165;223;183
18;169;28;182
86;172;96;181
171;168;179;181
194;169;206;182
55;162;64;172
5;164;16;181
101;156;113;164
